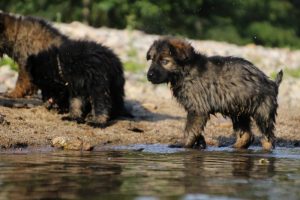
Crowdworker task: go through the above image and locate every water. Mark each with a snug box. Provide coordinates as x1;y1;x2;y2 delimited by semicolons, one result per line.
0;145;300;200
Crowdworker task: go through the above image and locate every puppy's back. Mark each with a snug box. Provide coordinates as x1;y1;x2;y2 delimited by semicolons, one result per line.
207;56;277;91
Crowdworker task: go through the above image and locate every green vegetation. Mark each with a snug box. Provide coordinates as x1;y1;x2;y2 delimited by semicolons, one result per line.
0;56;18;71
270;68;300;79
284;68;300;78
124;61;144;73
1;0;300;49
123;35;145;73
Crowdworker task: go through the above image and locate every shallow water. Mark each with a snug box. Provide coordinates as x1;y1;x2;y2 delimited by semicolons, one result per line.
0;145;300;200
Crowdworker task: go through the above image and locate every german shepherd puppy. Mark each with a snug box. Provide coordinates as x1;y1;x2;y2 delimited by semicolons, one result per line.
146;37;283;150
26;40;125;127
0;11;68;98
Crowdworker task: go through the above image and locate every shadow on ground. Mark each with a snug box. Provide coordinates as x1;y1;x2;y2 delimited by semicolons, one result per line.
0;94;182;122
0;93;42;108
125;100;183;122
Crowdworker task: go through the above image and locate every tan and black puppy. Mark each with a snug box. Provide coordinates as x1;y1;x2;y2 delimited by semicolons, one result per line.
146;37;283;150
0;11;68;98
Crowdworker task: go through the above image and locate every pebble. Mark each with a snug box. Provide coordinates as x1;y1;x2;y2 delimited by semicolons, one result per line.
258;158;270;165
0;114;10;126
51;136;93;151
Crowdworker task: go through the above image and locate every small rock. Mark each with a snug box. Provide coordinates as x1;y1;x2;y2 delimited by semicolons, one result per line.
0;114;4;122
52;136;67;147
52;136;93;151
142;103;158;111
258;158;270;165
0;114;10;126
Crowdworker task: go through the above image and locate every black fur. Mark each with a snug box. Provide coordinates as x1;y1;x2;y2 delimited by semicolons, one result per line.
26;40;125;126
147;37;283;150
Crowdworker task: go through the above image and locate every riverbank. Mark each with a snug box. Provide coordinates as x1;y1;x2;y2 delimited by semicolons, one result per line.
1;22;300;150
0;79;299;150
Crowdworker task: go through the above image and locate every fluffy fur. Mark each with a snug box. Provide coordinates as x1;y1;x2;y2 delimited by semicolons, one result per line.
0;11;68;98
146;37;283;150
26;40;125;127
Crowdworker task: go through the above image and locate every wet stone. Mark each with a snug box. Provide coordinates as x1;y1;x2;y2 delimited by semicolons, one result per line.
52;136;93;151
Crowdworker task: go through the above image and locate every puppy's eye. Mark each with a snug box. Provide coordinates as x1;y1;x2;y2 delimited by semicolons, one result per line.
146;54;152;60
161;60;169;65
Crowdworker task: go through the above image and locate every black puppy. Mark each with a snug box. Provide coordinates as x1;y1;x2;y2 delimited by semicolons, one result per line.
27;40;125;126
146;37;283;150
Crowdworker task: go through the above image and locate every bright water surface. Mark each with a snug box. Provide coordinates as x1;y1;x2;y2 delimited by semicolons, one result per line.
0;145;300;200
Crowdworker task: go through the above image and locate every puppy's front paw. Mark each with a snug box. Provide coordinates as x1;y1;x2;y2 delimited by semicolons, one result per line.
86;114;109;128
169;136;206;150
193;137;206;150
168;142;185;148
62;115;85;124
184;135;206;150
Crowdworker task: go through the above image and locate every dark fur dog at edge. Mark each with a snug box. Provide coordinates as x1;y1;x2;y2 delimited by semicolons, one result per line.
0;11;68;98
26;40;125;127
146;37;283;150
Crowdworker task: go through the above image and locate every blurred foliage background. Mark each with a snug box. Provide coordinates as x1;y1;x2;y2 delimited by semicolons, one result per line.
1;0;300;49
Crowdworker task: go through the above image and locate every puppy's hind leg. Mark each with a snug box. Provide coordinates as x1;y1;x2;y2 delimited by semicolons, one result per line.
231;115;254;149
6;69;38;98
62;96;85;123
87;87;112;128
254;104;277;151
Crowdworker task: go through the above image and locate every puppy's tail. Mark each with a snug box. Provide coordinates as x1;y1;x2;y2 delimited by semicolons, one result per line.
275;70;283;87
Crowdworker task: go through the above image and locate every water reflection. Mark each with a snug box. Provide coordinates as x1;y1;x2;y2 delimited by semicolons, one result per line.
0;146;299;200
180;151;278;199
0;151;124;199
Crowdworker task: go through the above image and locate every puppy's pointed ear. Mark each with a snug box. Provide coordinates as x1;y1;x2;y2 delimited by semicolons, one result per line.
168;39;194;63
146;41;157;60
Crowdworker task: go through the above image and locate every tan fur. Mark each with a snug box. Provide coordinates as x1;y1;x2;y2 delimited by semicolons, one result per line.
90;114;109;125
168;38;193;61
1;13;66;98
69;97;83;118
233;131;253;149
161;56;177;71
261;138;274;151
168;38;192;51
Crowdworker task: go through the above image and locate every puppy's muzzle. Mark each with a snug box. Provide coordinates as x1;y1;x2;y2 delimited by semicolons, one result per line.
147;63;169;84
147;69;161;84
147;70;155;81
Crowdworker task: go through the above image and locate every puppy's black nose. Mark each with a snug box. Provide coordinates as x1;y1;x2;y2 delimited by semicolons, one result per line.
147;71;155;80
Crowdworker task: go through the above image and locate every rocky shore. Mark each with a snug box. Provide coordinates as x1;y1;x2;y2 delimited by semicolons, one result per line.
0;22;300;150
